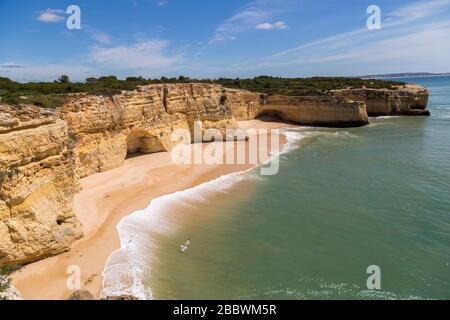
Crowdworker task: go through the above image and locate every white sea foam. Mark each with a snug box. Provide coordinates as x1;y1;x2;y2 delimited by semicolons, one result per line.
374;116;402;119
301;129;358;140
331;131;358;139
100;128;305;300
243;278;426;300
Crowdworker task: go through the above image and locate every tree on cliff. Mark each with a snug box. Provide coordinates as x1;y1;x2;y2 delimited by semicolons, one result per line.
57;75;70;84
126;76;146;83
178;75;191;82
86;77;98;84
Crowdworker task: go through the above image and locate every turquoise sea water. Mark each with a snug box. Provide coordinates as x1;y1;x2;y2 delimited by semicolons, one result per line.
146;76;450;300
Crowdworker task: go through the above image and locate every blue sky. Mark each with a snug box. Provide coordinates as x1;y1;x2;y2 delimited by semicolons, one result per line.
1;0;450;82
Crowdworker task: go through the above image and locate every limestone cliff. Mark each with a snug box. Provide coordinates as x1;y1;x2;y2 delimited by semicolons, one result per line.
0;105;82;265
61;84;372;178
59;84;236;178
331;84;430;116
0;82;429;265
225;89;370;127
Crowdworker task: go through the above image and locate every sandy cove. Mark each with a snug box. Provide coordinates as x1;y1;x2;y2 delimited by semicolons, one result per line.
12;120;293;300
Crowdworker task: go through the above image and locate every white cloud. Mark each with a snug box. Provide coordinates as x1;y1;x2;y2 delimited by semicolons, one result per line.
256;23;273;30
256;21;288;30
157;1;168;6
37;8;65;23
89;40;181;70
190;0;450;77
91;32;112;44
388;0;450;24
256;0;450;75
209;0;293;43
274;21;288;29
81;25;113;44
2;40;183;82
0;62;24;68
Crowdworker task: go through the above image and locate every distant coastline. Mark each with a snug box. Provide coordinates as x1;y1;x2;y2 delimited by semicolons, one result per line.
360;72;450;79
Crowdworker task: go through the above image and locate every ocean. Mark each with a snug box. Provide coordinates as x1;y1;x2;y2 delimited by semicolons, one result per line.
106;76;450;300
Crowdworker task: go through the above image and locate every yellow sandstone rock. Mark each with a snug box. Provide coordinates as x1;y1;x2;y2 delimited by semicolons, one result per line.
331;84;430;116
0;105;82;265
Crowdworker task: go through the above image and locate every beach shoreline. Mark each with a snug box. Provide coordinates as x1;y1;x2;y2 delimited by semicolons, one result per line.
12;120;295;300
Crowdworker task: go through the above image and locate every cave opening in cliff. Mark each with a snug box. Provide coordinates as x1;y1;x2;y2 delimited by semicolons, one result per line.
256;111;295;125
126;131;165;159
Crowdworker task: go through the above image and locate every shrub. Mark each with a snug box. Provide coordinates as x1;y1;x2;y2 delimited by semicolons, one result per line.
0;75;406;109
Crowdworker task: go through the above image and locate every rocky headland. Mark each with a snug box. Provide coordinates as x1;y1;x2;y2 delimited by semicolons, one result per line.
331;84;430;116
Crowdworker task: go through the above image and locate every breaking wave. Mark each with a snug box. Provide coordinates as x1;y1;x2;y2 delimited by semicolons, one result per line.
100;128;306;300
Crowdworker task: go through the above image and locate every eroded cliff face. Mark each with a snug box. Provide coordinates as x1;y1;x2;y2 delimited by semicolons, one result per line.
225;89;369;127
332;84;430;116
225;89;262;120
0;105;82;265
0;82;429;265
259;95;368;127
61;84;372;178
60;84;236;178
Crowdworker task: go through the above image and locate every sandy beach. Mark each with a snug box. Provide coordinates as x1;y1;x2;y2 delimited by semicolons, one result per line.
12;120;293;300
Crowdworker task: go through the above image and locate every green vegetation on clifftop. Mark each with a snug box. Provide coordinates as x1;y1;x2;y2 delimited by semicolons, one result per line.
0;75;405;109
215;76;405;95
